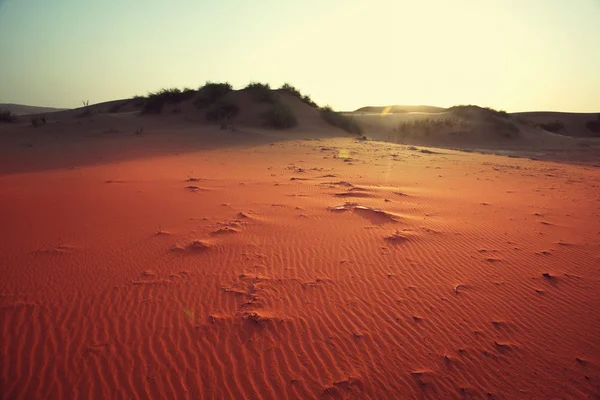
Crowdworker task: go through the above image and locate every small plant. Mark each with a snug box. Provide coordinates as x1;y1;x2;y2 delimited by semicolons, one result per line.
320;106;363;134
194;82;232;109
0;108;17;123
538;121;564;133
262;101;297;129
245;82;277;103
279;83;318;108
30;116;47;127
205;99;240;122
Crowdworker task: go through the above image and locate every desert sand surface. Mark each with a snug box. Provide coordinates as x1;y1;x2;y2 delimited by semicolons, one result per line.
1;95;600;399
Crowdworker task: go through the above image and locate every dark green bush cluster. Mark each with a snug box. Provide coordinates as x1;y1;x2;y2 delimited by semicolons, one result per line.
194;82;233;109
0;108;17;123
279;83;318;108
141;88;196;114
132;95;146;108
205;100;240;122
320;106;363;134
245;82;277;103
262;101;297;129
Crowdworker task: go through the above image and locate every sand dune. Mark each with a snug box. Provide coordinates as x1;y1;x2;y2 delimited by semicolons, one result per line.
514;111;600;138
350;106;600;160
354;105;447;114
1;93;600;399
0;103;69;116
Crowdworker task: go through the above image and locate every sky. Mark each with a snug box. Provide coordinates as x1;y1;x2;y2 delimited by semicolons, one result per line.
0;0;599;112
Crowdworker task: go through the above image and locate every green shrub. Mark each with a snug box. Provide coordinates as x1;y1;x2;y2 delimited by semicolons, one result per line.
320;106;363;134
132;95;146;108
0;108;17;123
245;82;276;103
279;82;318;108
194;82;232;109
181;87;196;100
205;100;240;122
141;88;194;114
262;101;297;129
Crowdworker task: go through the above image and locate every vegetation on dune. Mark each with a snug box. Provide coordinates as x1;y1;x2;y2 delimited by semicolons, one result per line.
132;95;146;108
320;106;363;135
194;82;233;109
0;108;18;123
585;114;600;135
392;118;471;137
448;104;509;119
262;101;298;129
31;116;47;127
279;83;318;108
245;82;277;103
537;121;565;133
141;87;196;114
205;99;240;122
108;101;128;113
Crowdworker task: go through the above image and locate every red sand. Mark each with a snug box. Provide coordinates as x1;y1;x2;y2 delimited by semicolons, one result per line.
1;127;600;398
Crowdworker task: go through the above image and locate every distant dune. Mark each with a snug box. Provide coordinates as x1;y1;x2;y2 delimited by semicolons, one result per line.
513;111;600;138
354;105;446;114
0;103;69;115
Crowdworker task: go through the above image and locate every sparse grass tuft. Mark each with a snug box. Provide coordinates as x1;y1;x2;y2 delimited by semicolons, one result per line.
320;106;363;134
262;101;297;129
279;83;318;108
0;108;17;123
194;82;233;109
245;82;277;103
205;99;240;122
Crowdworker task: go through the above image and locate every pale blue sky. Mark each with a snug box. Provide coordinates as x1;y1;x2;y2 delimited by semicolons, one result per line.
1;0;599;111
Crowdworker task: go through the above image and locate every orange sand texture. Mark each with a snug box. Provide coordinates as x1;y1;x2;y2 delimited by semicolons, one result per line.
1;96;600;399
